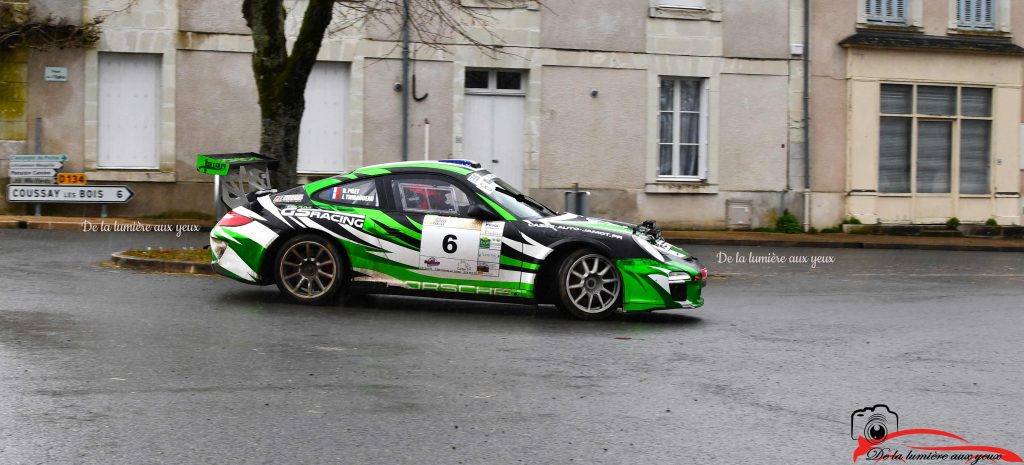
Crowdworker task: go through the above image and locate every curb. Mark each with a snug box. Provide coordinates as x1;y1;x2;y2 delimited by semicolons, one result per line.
110;251;216;275
667;237;1024;253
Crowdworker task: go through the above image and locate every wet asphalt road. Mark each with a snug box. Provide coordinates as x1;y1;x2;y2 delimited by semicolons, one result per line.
0;229;1022;464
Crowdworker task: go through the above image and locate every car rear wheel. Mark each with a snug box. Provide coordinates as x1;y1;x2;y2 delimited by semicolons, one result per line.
554;249;622;320
274;234;347;305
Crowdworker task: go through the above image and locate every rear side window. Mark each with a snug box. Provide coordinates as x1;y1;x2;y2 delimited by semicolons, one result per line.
390;176;471;215
314;179;378;207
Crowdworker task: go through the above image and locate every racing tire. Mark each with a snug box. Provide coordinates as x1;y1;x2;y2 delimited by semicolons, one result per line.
273;234;348;305
554;248;622;320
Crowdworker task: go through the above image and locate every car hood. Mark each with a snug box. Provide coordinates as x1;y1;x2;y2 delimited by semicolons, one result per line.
529;213;699;266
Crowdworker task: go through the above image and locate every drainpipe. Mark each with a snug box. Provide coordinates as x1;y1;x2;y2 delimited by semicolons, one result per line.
802;0;812;232
400;0;410;161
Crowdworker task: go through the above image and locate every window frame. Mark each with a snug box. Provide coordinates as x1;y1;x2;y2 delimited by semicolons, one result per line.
877;83;994;197
949;0;1010;33
656;0;705;10
464;68;527;96
656;77;709;182
313;178;381;207
383;173;479;216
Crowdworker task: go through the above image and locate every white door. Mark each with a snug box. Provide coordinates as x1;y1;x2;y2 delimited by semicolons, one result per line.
97;53;161;168
463;94;525;189
298;62;350;173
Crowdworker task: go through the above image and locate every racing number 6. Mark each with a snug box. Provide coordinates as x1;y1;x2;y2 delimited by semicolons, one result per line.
442;234;458;254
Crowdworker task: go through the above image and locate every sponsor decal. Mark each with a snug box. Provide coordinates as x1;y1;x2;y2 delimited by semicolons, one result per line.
424;257;441;267
457;260;471;272
280;205;364;228
404;280;514;296
850;404;1021;463
523;220;557;231
552;223;624;240
467;172;497;194
476;263;490;274
479;237;491;249
273;194;305;203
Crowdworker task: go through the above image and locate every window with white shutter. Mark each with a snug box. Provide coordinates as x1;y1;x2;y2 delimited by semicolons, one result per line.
297;62;350;173
864;0;907;24
97;53;161;169
956;0;995;30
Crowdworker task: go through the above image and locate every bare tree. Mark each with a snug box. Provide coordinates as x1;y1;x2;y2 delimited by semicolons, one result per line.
242;0;522;189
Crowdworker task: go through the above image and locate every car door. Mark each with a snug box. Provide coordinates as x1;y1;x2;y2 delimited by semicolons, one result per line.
306;177;403;283
379;173;522;295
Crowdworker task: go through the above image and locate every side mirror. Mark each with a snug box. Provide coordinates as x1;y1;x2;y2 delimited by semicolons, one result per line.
467;204;501;221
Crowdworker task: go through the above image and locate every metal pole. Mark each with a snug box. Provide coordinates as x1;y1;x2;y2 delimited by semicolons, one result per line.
423;118;430;160
802;0;812;232
34;117;42;216
34;117;42;153
400;0;410;161
214;174;225;219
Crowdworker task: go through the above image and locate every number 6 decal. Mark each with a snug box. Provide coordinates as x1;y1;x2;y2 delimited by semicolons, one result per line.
442;234;458;253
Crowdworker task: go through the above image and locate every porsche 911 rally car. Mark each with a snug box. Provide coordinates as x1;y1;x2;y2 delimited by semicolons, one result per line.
206;158;706;319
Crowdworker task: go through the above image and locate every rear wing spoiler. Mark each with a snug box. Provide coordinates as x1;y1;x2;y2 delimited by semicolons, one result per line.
196;152;278;215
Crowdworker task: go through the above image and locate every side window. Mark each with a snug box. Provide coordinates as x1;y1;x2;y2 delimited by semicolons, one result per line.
390;176;472;215
315;179;379;207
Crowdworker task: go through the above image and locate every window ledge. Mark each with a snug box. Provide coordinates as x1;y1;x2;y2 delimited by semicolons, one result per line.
461;0;539;10
856;23;923;34
85;170;175;183
649;6;721;22
947;28;1010;38
645;181;717;194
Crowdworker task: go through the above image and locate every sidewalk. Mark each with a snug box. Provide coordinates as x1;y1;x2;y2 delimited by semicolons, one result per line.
3;214;1023;252
0;215;215;231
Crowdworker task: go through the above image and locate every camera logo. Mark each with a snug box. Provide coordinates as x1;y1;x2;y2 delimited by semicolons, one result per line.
851;405;899;444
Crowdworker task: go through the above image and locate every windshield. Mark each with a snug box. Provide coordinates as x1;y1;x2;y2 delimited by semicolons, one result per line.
466;171;554;220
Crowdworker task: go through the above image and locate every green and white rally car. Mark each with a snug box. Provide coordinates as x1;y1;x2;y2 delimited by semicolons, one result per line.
207;158;707;320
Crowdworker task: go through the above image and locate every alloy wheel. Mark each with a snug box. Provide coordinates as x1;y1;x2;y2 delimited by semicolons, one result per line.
279;240;337;299
564;253;620;313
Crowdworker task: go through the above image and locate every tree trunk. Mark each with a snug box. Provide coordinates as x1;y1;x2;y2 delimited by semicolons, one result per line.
242;0;333;189
260;98;304;190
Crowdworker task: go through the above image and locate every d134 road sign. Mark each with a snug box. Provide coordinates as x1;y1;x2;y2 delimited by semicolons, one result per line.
6;185;134;203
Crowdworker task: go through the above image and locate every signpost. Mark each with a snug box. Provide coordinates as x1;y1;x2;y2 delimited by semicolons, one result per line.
6;154;131;216
6;185;134;203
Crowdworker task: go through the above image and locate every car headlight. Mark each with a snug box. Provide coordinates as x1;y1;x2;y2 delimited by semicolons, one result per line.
668;271;690;283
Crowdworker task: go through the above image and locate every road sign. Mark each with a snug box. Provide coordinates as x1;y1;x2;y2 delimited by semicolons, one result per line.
9;154;68;162
6;185;134;203
8;169;57;177
57;173;87;185
10;177;55;185
9;161;63;170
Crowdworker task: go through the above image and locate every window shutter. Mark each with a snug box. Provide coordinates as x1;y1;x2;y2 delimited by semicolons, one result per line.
959;120;991;195
957;0;995;29
865;0;906;24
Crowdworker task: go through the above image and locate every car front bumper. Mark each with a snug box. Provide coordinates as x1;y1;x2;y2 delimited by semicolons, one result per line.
616;258;705;312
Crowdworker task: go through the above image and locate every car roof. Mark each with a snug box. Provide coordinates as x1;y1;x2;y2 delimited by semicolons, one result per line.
346;160;483;178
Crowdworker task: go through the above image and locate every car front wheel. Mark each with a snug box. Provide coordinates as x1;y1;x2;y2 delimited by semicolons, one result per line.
274;234;347;305
555;249;622;320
